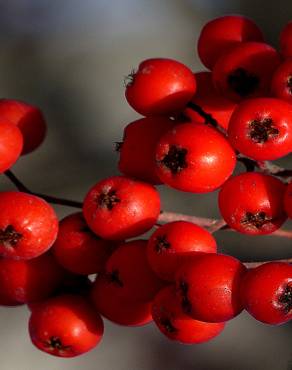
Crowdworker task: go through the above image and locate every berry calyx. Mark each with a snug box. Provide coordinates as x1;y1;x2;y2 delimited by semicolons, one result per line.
160;145;188;175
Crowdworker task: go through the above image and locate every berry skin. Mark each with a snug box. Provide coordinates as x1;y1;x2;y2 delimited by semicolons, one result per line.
218;172;287;235
102;240;164;303
228;98;292;160
83;176;160;240
155;122;236;193
152;286;225;344
198;15;264;70
91;275;152;326
29;295;104;357
270;60;292;103
0;99;46;154
53;212;117;275
241;262;292;325
0;121;23;173
0;192;59;260
284;181;292;218
118;117;176;184
213;42;281;101
280;21;292;58
175;254;247;323
183;72;237;130
147;221;217;281
125;58;196;116
0;252;65;306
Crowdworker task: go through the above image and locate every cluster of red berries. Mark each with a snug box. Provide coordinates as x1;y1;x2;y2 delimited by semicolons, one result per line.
2;14;292;359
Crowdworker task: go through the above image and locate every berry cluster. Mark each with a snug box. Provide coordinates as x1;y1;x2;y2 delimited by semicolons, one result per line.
2;14;292;359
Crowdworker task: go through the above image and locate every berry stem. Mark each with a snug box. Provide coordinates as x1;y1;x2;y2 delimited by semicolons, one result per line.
186;101;219;128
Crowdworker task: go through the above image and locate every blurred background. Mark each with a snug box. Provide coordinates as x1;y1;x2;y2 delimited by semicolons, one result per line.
0;0;292;369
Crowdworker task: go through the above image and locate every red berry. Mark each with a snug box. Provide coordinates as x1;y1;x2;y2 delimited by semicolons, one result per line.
0;192;59;259
83;176;160;240
183;72;237;130
29;295;104;357
155;122;236;192
198;15;264;70
152;286;225;344
52;212;117;275
213;42;280;101
280;21;292;58
147;221;217;281
0;99;46;154
284;181;292;218
0;121;23;173
175;254;247;322
271;59;292;103
102;240;164;303
91;275;152;326
228;98;292;160
118;117;176;184
241;262;292;325
125;58;196;116
218;172;286;235
0;252;65;306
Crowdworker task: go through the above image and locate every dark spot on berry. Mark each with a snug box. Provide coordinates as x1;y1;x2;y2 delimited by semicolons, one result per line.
278;284;292;314
287;76;292;95
249;118;279;143
0;225;22;248
98;190;120;210
115;142;123;152
124;68;136;87
160;145;188;175
160;317;178;334
107;269;124;287
227;67;259;97
179;280;192;314
45;336;71;351
241;211;272;229
155;235;171;254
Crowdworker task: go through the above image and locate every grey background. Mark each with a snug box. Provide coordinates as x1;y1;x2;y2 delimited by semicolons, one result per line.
0;1;292;369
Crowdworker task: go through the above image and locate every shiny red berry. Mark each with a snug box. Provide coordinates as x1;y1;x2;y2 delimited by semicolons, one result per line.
118;117;176;184
213;42;280;101
280;21;292;59
175;254;247;322
91;275;152;326
198;15;264;70
125;58;196;116
0;99;46;154
152;286;225;344
284;181;292;218
183;72;237;130
155;122;236;192
0;192;59;259
102;240;164;303
83;176;160;240
0;121;23;173
29;295;104;357
241;262;292;325
218;172;287;235
271;59;292;103
228;98;292;160
147;221;217;281
52;212;117;275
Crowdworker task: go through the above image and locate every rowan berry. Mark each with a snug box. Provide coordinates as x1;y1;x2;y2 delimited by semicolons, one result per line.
228;98;292;160
198;15;264;70
125;58;196;116
270;59;292;103
29;295;104;357
175;254;247;322
284;181;292;218
0;192;59;259
147;221;217;281
280;21;292;58
241;262;292;325
219;172;286;235
155;122;236;192
0;99;46;154
83;176;160;240
183;72;237;130
102;240;164;303
213;42;280;101
152;286;225;344
0;121;23;173
118;116;176;184
91;275;152;326
52;212;117;275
